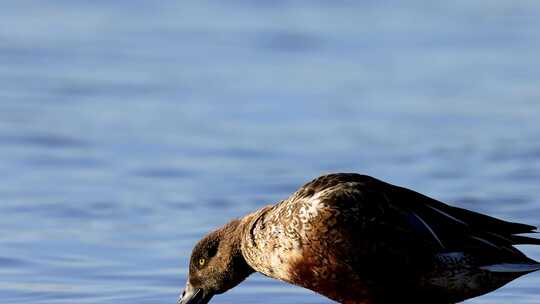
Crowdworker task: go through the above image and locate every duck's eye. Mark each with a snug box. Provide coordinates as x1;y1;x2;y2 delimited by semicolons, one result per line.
198;258;206;266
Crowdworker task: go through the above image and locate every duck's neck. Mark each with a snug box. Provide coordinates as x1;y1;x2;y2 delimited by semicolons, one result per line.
239;205;276;275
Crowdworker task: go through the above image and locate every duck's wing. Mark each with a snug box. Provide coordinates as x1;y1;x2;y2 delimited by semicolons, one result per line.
298;173;539;265
388;180;539;261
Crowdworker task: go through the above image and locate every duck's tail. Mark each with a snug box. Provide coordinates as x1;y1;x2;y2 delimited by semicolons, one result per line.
509;234;540;245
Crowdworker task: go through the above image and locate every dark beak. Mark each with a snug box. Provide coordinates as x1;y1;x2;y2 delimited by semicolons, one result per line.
177;283;214;304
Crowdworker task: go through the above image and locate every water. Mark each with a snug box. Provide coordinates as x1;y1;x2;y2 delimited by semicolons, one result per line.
1;1;540;303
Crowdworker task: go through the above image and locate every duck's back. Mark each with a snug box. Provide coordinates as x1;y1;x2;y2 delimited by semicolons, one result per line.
242;173;540;304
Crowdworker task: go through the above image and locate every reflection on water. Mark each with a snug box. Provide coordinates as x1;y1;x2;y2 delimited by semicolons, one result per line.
1;1;539;303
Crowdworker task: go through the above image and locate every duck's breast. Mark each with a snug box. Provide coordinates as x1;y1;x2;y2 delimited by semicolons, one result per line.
257;187;376;303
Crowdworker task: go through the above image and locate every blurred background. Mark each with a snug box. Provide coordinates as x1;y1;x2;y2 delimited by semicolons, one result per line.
1;1;539;303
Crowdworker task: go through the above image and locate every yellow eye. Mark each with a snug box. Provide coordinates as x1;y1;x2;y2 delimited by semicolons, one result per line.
198;258;206;266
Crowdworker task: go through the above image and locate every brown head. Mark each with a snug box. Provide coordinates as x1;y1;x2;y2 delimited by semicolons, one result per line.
177;220;254;304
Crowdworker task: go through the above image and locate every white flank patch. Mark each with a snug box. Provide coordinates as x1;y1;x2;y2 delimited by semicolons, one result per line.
480;263;540;273
306;197;322;216
299;193;325;224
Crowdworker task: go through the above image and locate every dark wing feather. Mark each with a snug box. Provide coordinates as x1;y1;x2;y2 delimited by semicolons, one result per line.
385;180;539;263
431;202;536;234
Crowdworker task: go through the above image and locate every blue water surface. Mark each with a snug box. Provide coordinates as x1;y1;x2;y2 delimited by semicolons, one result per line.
0;1;539;303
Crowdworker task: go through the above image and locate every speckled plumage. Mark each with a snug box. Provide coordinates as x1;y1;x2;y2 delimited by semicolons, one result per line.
179;173;540;304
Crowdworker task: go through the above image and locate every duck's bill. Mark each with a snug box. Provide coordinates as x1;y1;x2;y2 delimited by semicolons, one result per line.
177;283;214;304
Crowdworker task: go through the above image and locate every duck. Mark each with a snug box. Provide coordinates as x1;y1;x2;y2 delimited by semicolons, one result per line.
177;173;540;304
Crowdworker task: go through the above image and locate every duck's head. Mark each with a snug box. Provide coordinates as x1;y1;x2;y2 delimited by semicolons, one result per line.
177;220;254;304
